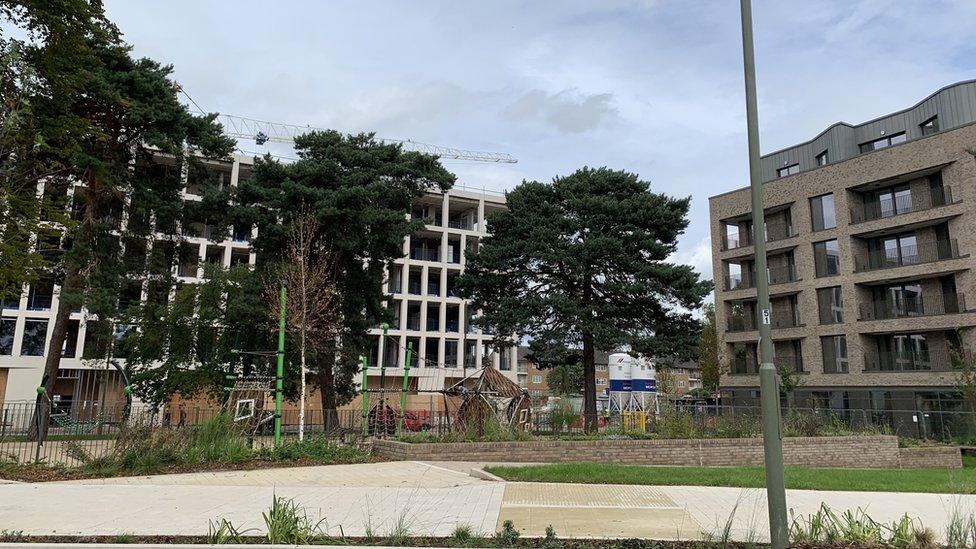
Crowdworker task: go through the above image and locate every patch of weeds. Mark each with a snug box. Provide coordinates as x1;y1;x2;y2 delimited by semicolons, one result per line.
384;511;412;546
257;436;368;463
207;518;254;544
111;533;133;544
262;494;326;545
542;524;562;549
449;524;473;547
492;520;520;548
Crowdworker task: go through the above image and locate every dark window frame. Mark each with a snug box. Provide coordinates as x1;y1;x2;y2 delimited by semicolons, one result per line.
809;193;836;232
776;163;800;178
859;132;907;153
920;115;939;136
815;149;829;166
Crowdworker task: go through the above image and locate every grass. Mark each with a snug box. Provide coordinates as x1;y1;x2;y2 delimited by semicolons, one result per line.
485;459;976;495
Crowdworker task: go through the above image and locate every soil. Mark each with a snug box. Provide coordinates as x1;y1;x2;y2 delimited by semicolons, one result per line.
0;455;386;483
0;535;769;547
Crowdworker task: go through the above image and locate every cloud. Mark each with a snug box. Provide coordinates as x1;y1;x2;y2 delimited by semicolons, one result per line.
503;89;618;133
670;235;714;284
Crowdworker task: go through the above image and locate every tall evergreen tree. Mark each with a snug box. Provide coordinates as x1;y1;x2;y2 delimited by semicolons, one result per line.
2;1;234;426
458;167;712;432
231;131;454;423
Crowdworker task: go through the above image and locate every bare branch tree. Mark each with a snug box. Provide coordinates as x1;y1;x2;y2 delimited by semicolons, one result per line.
266;210;341;440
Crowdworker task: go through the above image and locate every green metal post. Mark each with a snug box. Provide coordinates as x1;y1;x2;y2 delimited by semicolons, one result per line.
739;1;788;546
274;286;286;447
397;342;414;437
360;355;369;439
377;323;389;436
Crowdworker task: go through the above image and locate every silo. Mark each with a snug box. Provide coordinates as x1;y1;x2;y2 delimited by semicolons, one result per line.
607;353;633;413
631;356;657;411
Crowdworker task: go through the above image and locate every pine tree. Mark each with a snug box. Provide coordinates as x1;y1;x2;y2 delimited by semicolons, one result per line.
458;167;712;432
231;131;454;423
2;2;234;429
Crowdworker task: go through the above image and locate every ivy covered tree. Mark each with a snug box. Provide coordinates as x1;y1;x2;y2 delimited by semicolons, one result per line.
1;1;234;426
458;167;712;432
231;131;454;422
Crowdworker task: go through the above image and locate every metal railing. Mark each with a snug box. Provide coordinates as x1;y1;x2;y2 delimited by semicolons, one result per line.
722;232;753;251
859;293;967;320
409;249;439;261
730;355;803;375
851;185;954;224
855;239;960;272
862;349;952;372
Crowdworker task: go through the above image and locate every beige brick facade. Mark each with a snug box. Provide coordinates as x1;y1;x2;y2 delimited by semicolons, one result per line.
710;91;976;415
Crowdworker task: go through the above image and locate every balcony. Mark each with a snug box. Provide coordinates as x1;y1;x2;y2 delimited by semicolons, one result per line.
722;232;753;251
765;223;799;243
727;315;757;333
448;218;473;230
730;355;804;375
406;317;421;331
851;186;955;225
855;239;960;272
410;248;440;262
859;293;967;321
863;349;951;372
724;264;797;292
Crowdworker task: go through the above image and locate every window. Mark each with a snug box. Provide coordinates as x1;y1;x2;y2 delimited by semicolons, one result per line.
869;233;918;269
821;335;848;373
0;317;14;355
813;239;841;277
776;163;800;178
726;262;744;290
817;287;844;324
596;377;607;386
724;223;744;249
869;185;912;218
62;319;80;358
532;375;542;384
26;278;54;311
596;364;608;372
815;150;829;166
859;132;906;153
20;319;48;356
920;115;939;136
809;193;836;231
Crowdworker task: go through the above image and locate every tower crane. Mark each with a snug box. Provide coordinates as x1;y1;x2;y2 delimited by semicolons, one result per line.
214;113;517;164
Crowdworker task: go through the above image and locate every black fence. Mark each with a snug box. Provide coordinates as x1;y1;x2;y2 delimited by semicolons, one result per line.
4;399;976;468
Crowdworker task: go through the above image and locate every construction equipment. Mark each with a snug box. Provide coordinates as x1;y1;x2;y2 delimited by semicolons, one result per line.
214;113;517;164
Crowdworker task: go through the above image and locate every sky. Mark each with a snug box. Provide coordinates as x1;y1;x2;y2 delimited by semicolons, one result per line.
100;0;976;290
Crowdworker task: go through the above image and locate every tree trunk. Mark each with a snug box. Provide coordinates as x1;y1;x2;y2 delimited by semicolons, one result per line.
32;265;80;439
299;332;306;441
582;332;597;433
317;352;339;432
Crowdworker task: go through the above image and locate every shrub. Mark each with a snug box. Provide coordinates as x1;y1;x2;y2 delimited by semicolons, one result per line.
493;520;520;548
257;435;367;463
262;495;325;545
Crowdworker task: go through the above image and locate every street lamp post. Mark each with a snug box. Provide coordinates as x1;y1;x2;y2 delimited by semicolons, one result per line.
738;0;789;546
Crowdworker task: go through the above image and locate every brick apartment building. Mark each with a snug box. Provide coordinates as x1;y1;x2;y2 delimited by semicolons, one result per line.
709;80;976;419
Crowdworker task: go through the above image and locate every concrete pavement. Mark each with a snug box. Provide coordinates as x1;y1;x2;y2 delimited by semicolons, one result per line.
1;461;975;543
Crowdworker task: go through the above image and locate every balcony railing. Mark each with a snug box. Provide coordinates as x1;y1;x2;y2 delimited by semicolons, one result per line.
448;218;473;230
863;349;951;372
851;186;954;224
855;239;960;272
722;232;753;251
724;264;797;291
766;224;799;243
771;310;802;329
410;248;440;261
727;315;757;332
859;293;967;321
730;355;803;375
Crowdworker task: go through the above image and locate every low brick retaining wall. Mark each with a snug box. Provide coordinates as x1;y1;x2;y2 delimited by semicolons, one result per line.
898;446;963;469
375;436;962;469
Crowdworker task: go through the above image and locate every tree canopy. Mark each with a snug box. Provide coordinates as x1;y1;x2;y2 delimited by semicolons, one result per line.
458;167;712;431
229;131;455;416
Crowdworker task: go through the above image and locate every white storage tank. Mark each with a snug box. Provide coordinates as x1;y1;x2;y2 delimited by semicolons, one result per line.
608;352;634;413
631;356;657;411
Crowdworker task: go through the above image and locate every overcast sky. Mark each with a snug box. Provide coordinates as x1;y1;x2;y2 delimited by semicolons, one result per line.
103;0;976;288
